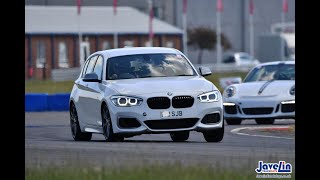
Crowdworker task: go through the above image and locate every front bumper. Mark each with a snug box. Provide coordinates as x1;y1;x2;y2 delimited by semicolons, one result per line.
223;97;295;119
107;92;223;135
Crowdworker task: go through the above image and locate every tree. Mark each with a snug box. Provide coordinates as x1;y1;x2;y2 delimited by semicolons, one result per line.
187;27;232;64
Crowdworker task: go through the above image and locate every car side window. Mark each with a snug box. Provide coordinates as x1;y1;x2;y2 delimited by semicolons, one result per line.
83;56;98;78
92;56;103;80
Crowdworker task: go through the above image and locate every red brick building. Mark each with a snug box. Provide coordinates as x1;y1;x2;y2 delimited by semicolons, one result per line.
25;6;183;80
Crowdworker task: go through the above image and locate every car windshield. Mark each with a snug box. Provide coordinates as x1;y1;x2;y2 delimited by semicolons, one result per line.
106;53;197;80
243;63;295;82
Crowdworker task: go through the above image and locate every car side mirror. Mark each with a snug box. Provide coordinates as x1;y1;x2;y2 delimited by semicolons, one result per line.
199;67;212;77
83;72;101;82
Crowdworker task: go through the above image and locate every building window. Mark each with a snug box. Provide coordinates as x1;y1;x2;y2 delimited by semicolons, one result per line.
36;41;46;68
58;42;69;68
124;40;134;47
145;41;152;47
166;41;174;48
102;41;110;50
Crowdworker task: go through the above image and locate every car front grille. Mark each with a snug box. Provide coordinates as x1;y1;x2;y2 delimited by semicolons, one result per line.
281;104;295;113
144;118;199;130
172;96;194;108
242;107;274;115
147;97;170;109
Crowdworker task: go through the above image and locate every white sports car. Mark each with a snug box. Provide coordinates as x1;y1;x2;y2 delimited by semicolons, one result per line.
223;61;295;125
69;47;224;142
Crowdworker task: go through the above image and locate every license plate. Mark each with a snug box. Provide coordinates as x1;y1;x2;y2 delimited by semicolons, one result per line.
161;111;183;118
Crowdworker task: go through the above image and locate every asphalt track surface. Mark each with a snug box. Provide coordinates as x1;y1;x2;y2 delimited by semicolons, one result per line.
25;112;295;170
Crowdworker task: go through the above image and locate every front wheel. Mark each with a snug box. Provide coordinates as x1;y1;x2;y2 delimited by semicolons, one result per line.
70;103;92;141
255;118;275;125
170;131;190;142
203;122;224;142
101;104;124;142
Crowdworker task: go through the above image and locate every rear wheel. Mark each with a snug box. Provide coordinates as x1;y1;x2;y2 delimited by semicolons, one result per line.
203;122;224;142
70;103;92;141
101;104;124;142
225;118;242;125
255;118;275;124
170;131;190;142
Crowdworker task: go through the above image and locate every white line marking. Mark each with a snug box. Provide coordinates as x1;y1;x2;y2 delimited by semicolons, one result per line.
230;126;294;140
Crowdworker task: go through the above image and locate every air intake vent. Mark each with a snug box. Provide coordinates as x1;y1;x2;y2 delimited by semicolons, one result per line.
242;107;273;115
144;118;199;130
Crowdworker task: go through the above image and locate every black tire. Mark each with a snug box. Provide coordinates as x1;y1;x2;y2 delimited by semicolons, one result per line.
255;118;275;125
101;104;124;142
70;103;92;141
203;122;224;142
170;131;190;142
225;118;242;125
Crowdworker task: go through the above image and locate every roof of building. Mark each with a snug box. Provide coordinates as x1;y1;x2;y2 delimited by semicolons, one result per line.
25;6;182;35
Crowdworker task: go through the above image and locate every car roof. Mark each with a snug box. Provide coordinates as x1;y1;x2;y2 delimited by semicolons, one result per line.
257;60;295;66
223;52;250;56
93;47;182;59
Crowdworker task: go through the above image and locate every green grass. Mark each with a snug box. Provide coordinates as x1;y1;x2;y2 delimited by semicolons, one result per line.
25;80;74;94
25;72;248;94
25;165;261;180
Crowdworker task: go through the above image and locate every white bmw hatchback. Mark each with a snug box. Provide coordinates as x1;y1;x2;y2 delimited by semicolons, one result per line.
69;47;224;142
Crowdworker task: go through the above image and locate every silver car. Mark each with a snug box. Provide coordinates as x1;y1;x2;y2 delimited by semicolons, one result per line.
222;52;260;67
69;47;224;142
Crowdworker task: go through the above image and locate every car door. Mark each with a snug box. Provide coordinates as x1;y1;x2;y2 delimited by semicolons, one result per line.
85;55;106;126
76;55;98;125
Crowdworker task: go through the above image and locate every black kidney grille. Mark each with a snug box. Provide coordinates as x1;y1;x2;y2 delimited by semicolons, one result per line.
147;97;170;109
172;96;194;108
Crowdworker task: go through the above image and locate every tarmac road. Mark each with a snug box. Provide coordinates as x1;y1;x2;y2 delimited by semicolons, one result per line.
25;112;295;170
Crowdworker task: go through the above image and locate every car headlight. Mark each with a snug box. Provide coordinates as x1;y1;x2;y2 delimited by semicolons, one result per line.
111;96;143;107
223;86;236;98
289;85;295;95
197;91;220;102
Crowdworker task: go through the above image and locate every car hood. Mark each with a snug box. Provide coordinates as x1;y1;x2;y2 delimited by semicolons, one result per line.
106;76;215;96
232;80;295;97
